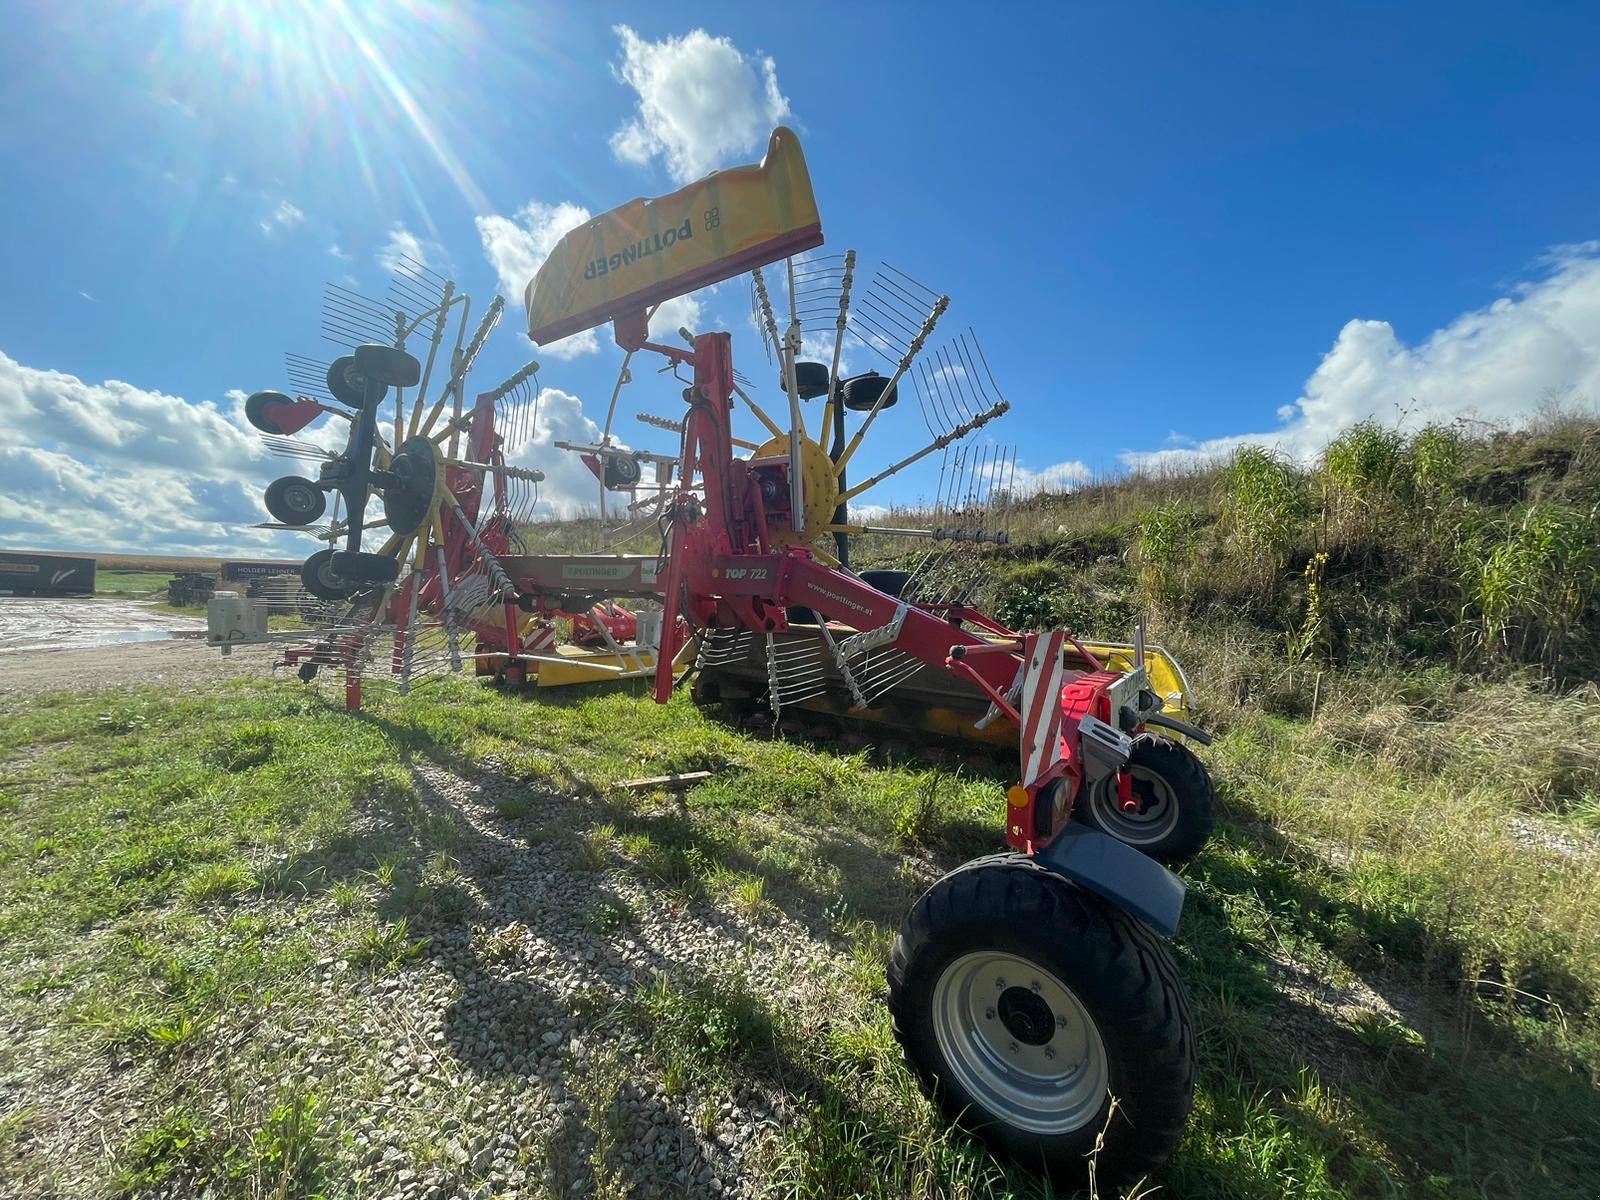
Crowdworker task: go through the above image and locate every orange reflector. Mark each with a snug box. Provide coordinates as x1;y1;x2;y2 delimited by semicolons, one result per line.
1006;785;1031;809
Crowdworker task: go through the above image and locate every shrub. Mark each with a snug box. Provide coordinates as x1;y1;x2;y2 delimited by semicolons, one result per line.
1471;502;1600;674
1137;501;1203;608
1324;421;1409;508
1407;423;1465;497
1221;447;1309;583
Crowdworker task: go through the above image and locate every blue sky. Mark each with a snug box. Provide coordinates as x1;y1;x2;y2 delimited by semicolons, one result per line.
2;1;1598;555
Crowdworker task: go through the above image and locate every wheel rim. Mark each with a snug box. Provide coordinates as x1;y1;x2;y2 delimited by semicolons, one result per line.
284;484;319;517
931;950;1108;1135
1087;763;1180;846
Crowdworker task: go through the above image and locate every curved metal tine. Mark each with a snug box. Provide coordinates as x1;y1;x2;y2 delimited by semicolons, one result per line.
909;368;939;438
285;353;334;401
932;343;975;424
916;359;958;434
386;253;448;318
931;444;953;528
321;283;395;347
987;446;1019;534
857;286;923;345
880;262;942;307
750;267;781;361
846;307;905;365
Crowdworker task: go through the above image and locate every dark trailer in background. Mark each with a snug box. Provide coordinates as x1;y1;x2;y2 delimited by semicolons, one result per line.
0;551;96;597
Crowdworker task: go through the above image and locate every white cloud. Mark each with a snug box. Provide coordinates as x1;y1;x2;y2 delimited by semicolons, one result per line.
1006;460;1094;495
328;242;352;261
476;200;599;359
259;199;304;236
500;386;628;519
648;292;705;343
377;223;432;272
1126;243;1600;471
609;25;791;184
0;350;294;556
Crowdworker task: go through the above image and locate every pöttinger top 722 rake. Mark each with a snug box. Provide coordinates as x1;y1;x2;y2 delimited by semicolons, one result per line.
219;127;1213;1190
513;128;1209;1189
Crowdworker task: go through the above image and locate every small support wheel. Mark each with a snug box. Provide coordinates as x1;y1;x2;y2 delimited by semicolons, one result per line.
326;355;387;408
330;551;401;585
889;853;1193;1192
245;390;295;435
264;476;327;526
1078;736;1216;863
301;549;354;601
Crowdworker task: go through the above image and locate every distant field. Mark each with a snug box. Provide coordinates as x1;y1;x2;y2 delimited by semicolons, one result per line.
96;554;224;573
94;571;176;598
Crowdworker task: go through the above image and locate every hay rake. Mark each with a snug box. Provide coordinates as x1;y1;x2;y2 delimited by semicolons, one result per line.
213;127;1216;1192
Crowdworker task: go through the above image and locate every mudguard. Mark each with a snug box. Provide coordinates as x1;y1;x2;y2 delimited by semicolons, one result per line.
1034;825;1186;936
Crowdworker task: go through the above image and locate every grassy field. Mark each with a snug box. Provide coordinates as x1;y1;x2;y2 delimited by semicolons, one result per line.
3;412;1596;1196
1;662;1595;1198
95;571;177;599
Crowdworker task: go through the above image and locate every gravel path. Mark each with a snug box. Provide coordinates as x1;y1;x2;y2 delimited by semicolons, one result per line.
0;640;281;700
2;755;854;1198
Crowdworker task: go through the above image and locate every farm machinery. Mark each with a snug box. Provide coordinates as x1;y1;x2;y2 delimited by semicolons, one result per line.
220;128;1213;1189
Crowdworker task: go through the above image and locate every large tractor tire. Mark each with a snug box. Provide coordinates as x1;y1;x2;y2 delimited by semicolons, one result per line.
889;853;1193;1191
1077;736;1215;864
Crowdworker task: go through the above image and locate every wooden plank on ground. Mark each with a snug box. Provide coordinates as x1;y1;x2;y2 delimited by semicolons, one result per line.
618;770;714;792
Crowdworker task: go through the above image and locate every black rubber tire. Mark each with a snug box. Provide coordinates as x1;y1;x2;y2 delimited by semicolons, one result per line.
788;360;832;400
264;476;327;526
860;568;912;598
603;454;642;489
330;551;401;585
1076;736;1216;864
301;549;353;601
889;853;1193;1192
353;343;421;388
326;355;386;408
841;370;897;412
245;390;294;435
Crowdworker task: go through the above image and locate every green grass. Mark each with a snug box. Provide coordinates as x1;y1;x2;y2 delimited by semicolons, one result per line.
1;667;1597;1197
94;569;175;598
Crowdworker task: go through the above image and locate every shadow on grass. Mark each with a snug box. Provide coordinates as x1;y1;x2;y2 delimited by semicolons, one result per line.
262;685;1598;1198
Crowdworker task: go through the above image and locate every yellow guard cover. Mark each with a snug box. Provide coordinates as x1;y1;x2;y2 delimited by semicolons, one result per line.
526;127;823;345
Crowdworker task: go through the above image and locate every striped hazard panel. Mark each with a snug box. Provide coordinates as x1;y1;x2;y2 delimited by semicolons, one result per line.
1019;630;1067;786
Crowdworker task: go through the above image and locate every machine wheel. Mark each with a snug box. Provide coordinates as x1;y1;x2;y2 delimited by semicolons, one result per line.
603;454;642;489
787;360;832;400
840;370;897;412
331;551;401;585
1078;736;1215;864
245;390;294;435
859;568;911;598
326;355;386;408
301;549;355;601
264;476;327;525
888;853;1193;1191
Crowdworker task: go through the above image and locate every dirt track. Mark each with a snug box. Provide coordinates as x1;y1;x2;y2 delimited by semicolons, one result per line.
0;639;282;700
0;596;284;700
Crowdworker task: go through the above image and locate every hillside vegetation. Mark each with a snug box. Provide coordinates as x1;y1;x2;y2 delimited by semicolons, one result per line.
945;408;1600;684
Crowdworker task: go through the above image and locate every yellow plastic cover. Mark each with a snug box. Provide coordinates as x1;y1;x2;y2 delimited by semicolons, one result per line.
526;127;823;345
